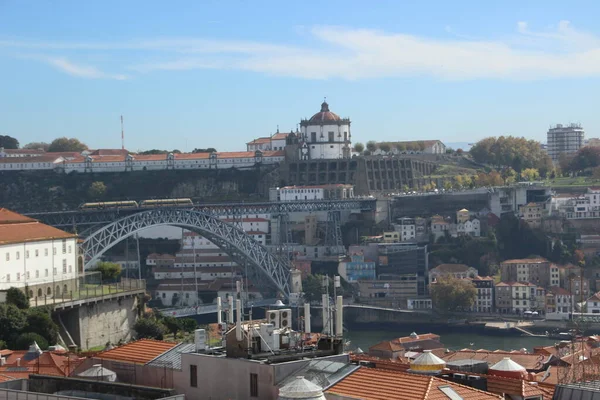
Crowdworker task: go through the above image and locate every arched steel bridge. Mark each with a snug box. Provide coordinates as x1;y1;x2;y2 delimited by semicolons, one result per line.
83;208;292;297
26;198;377;229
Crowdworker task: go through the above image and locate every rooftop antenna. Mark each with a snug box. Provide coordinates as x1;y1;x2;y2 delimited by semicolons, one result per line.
120;115;125;150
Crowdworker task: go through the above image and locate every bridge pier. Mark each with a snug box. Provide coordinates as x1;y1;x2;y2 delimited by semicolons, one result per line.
55;292;142;350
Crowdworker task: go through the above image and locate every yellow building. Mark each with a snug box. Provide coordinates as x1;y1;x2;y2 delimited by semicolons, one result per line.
382;231;400;243
456;208;470;224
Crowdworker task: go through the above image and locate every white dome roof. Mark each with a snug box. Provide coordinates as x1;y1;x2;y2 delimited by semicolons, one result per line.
278;376;326;400
411;350;446;366
490;357;526;372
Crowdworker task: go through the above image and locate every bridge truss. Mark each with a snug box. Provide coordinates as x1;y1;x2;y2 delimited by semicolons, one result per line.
83;208;292;297
26;199;376;229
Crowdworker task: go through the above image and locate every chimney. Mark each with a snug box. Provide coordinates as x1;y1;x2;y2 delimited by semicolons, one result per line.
228;295;234;324
322;294;330;335
0;357;5;366
217;297;222;325
304;302;311;334
16;358;20;367
336;296;343;337
235;299;243;342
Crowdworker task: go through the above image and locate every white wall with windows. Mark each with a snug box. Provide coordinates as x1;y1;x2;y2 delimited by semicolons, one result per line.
1;237;79;293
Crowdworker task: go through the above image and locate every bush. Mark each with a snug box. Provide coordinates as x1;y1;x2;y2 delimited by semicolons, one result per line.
15;332;49;350
25;309;59;345
6;287;29;309
133;318;166;340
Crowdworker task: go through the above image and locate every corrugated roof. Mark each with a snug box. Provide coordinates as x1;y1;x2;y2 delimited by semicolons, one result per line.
96;339;178;364
146;342;195;370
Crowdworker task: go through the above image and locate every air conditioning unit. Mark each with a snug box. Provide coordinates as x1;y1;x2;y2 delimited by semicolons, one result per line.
267;310;280;328
279;309;292;329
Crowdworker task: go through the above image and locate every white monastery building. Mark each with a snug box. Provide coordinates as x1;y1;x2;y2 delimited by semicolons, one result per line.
0;208;80;300
298;101;352;160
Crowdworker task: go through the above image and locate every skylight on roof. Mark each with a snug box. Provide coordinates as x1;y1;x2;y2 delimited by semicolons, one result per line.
438;385;464;400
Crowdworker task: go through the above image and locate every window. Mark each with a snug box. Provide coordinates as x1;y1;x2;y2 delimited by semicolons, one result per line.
62;260;67;273
5;253;9;262
35;249;39;257
16;252;20;260
53;248;56;256
68;245;72;254
189;365;197;387
16;273;20;281
328;131;334;142
26;272;30;279
6;274;9;282
26;250;29;259
250;373;258;397
44;248;48;257
53;268;57;276
62;239;66;254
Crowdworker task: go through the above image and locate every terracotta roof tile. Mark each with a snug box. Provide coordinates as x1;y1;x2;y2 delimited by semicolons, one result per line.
96;339;178;364
442;350;549;371
326;367;501;399
0;209;77;244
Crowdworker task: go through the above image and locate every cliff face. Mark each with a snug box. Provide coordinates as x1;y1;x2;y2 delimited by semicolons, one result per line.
0;167;276;212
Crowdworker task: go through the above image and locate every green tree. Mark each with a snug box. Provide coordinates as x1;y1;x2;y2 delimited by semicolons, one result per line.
443;181;453;191
379;143;391;153
0;135;19;149
6;288;29;309
0;304;27;344
567;146;600;174
520;168;540;181
133;318;166;340
353;143;365;153
395;143;407;152
470;136;551;173
302;274;325;303
48;137;88;152
366;141;377;153
15;332;49;350
502;167;517;185
23;142;50;151
162;316;182;337
94;261;122;281
180;318;198;333
87;181;107;200
429;276;477;313
192;148;217;153
25;308;59;345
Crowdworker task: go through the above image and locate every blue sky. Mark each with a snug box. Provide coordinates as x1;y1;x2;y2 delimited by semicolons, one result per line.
2;0;600;152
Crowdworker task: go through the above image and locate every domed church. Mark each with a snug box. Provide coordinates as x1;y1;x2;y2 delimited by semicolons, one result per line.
297;100;352;160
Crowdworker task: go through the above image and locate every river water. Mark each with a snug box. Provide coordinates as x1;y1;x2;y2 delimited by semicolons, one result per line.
345;327;557;353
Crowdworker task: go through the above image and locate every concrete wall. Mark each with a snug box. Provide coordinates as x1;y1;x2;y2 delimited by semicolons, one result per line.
176;353;275;400
60;295;139;349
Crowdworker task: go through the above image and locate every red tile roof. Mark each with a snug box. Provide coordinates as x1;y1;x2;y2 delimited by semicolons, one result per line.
96;339;177;364
442;350;549;371
501;258;549;264
0;350;83;380
326;367;501;400
0;209;77;245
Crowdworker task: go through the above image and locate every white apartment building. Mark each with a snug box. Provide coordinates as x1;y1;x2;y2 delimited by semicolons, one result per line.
555;187;600;219
0;209;79;299
393;218;416;242
269;184;354;202
546;286;574;317
547;123;585;163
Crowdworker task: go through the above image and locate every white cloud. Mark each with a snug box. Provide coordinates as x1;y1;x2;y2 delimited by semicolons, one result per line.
43;57;127;80
3;21;600;81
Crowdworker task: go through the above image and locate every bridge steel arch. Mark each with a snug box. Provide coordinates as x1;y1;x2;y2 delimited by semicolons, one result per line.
82;208;291;297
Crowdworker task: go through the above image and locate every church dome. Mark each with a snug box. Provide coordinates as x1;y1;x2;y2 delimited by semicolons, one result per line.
308;101;341;123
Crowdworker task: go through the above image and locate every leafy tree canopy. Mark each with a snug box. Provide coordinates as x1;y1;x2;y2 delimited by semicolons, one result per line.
133;317;166;340
48;137;88;152
353;143;364;153
94;261;122;282
23;142;50;151
25;308;58;345
470;136;552;175
566;146;600;174
6;288;29;309
0;135;19;149
192;148;217;153
429;276;477;313
15;332;48;351
88;181;107;200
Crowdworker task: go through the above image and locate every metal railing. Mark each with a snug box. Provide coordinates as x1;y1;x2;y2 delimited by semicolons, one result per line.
31;278;146;308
